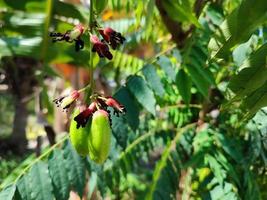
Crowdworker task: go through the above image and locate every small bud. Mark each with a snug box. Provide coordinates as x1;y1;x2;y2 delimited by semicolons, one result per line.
53;90;80;111
50;24;85;52
69;24;84;40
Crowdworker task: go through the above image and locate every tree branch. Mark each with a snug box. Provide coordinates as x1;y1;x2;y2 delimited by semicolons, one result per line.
155;0;208;48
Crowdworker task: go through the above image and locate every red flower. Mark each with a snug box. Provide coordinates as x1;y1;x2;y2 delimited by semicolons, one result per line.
96;96;125;116
53;90;80;111
74;102;97;128
99;27;126;50
90;35;113;60
105;97;125;116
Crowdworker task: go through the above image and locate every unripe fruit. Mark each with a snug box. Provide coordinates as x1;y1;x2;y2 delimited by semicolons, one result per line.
70;109;90;156
88;110;111;164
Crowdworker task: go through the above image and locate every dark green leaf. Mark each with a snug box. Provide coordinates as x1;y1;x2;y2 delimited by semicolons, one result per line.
114;87;140;130
110;113;130;149
48;149;70;200
157;56;176;82
63;140;86;198
127;75;156;115
1;0;45;11
185;64;210;97
16;174;32;200
29;161;54;200
54;1;88;23
176;69;192;104
242;81;267;119
142;64;165;97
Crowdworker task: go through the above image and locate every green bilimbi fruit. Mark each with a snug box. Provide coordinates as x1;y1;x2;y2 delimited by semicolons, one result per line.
88;110;111;164
69;109;90;156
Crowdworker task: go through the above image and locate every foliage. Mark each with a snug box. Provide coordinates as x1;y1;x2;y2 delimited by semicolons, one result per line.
0;0;267;199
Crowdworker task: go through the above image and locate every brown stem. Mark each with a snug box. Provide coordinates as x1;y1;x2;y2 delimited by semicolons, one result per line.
155;0;208;48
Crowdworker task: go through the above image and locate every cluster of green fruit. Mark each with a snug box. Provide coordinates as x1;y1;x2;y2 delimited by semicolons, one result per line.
70;108;111;164
54;90;125;164
62;94;126;164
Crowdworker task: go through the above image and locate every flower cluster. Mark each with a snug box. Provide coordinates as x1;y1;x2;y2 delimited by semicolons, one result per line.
53;90;125;128
50;24;125;59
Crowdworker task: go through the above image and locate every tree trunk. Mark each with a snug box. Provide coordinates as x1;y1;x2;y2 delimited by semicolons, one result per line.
9;99;28;154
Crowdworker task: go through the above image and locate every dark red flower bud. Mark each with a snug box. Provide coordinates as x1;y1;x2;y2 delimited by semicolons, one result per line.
99;27;125;50
90;35;113;60
74;102;97;128
53;90;80;111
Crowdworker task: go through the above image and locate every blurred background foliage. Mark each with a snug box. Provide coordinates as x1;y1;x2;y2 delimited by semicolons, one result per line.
0;0;267;199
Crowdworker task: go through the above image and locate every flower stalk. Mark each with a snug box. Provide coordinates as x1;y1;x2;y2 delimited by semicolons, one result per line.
89;0;94;95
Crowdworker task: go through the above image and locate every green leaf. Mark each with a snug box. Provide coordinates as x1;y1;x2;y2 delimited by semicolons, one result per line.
146;124;194;200
110;114;130;149
228;43;267;100
208;0;267;59
87;172;97;199
28;161;54;200
0;37;42;59
232;35;258;66
242;81;267;119
114;87;140;131
53;0;88;23
0;185;16;200
142;64;165;97
244;170;261;200
216;133;243;164
210;182;239;200
205;154;226;185
63;140;86;198
1;12;45;36
214;151;240;187
16;174;32;200
162;0;201;27
94;0;108;14
157;56;176;82
48;149;70;200
112;51;144;74
176;69;192;104
126;75;156;116
185;64;210;97
1;0;45;11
